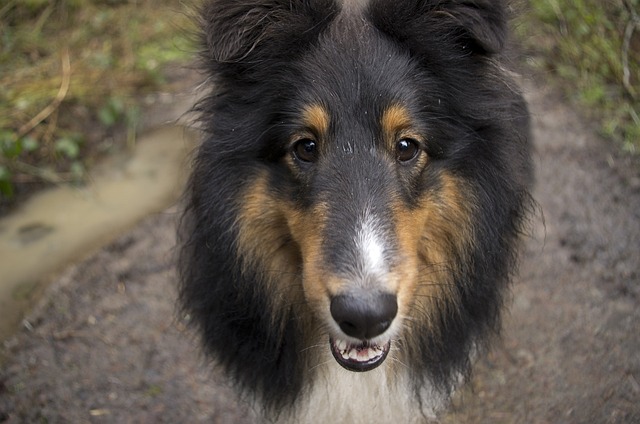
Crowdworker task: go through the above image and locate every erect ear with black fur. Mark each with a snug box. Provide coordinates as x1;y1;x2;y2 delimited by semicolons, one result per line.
200;0;339;78
368;0;508;56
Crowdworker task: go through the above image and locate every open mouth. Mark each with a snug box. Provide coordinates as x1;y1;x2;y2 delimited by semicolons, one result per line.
329;338;391;372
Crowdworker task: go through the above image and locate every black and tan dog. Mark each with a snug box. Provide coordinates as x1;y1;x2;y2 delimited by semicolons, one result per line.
178;0;533;422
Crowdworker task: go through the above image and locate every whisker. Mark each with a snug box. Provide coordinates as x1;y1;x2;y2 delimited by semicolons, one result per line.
307;359;334;373
299;343;326;354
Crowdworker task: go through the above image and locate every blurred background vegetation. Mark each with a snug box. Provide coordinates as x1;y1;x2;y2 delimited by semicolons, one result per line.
0;0;194;208
0;0;638;208
517;0;639;152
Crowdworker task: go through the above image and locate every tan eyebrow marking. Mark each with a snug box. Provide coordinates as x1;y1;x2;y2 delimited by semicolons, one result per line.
381;104;424;150
302;104;330;136
381;104;413;138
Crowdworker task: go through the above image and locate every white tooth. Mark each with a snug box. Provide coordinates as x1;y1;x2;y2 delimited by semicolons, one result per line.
341;351;350;360
349;349;358;360
368;348;377;360
338;340;347;351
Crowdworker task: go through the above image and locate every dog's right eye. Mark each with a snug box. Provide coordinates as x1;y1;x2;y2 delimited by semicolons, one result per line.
396;138;420;163
292;138;318;163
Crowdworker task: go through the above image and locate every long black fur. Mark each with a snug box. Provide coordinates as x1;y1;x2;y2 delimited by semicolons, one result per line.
179;0;533;417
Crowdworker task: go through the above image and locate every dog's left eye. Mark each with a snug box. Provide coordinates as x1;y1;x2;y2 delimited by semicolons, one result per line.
396;138;420;163
292;138;318;163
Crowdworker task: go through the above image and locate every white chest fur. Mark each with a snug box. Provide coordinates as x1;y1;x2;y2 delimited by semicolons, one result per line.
271;357;444;424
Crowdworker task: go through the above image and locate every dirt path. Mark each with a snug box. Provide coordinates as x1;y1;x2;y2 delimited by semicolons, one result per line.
1;78;639;424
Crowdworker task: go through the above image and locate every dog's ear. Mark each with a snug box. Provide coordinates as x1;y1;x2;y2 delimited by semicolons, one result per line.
368;0;508;56
201;0;339;78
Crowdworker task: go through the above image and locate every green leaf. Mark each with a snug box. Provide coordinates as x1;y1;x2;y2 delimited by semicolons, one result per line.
98;105;118;127
55;137;80;159
20;136;39;152
70;161;85;180
0;166;13;198
0;130;21;159
0;165;10;180
98;97;126;127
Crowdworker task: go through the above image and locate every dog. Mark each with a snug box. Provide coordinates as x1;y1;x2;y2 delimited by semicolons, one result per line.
178;0;533;422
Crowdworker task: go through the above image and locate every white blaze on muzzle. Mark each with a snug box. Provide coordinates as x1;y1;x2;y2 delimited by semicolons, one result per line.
355;211;389;281
326;209;398;372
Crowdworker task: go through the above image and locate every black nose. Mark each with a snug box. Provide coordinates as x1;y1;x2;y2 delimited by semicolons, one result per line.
330;293;398;340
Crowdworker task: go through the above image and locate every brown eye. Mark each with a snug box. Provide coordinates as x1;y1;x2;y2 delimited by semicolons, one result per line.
396;138;420;163
292;138;318;163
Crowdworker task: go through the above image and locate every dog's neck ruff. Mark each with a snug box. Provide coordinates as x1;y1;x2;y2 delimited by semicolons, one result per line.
265;349;445;424
338;0;369;14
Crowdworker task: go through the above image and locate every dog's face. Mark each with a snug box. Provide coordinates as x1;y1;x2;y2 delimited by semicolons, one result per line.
181;0;532;408
236;27;479;372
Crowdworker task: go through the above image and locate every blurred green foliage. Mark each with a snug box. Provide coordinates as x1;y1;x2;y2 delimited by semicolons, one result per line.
0;0;194;202
517;0;640;153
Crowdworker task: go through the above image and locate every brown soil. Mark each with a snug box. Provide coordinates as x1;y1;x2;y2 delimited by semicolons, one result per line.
1;77;639;423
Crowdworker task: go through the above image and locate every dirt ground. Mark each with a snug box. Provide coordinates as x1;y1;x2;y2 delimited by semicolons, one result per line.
0;75;639;423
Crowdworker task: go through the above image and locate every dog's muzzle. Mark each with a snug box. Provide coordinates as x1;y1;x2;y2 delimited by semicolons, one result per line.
329;293;397;372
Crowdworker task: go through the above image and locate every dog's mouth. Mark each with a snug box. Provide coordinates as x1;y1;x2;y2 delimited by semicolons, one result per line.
329;338;391;372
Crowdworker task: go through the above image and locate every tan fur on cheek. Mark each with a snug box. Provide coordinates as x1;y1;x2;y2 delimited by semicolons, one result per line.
235;172;304;322
284;203;340;308
392;172;476;333
236;174;336;330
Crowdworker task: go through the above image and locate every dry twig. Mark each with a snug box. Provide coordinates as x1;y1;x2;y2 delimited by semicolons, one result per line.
17;49;72;138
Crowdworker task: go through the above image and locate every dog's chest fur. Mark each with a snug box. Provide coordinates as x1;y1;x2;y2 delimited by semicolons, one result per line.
267;351;444;424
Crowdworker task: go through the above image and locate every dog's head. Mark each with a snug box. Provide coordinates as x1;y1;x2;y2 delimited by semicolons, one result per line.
181;0;532;407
